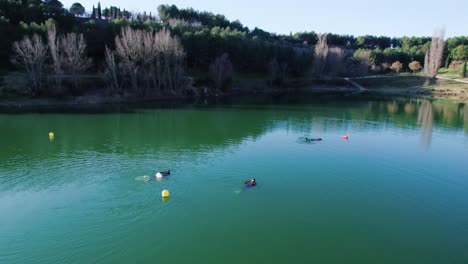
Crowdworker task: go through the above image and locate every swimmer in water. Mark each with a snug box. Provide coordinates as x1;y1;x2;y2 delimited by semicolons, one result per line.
305;137;322;142
244;178;257;187
155;170;171;179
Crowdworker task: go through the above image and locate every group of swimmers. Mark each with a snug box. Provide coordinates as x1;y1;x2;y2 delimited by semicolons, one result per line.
137;135;347;187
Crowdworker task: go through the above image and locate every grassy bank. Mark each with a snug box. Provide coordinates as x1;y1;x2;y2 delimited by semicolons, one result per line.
437;67;468;83
352;74;468;101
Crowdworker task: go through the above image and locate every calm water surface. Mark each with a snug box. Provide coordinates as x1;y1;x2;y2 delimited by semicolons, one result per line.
1;95;468;263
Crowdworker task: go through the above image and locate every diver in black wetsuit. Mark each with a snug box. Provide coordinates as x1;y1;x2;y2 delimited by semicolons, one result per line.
244;178;257;187
155;170;171;179
160;170;171;176
305;137;322;142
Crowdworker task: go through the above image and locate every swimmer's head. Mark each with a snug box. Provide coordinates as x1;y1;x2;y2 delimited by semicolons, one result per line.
252;178;256;182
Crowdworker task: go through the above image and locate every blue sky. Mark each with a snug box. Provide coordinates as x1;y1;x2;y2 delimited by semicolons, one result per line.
61;0;467;37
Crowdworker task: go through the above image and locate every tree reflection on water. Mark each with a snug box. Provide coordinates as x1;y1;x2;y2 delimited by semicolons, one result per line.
418;101;434;149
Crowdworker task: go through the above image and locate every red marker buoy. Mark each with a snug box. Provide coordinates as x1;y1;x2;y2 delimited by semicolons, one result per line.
341;135;349;140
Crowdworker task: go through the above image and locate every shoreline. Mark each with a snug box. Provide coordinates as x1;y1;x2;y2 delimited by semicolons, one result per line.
1;77;467;110
0;90;339;110
366;86;468;102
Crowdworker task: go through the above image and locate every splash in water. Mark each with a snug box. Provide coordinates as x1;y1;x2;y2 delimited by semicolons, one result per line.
135;175;150;182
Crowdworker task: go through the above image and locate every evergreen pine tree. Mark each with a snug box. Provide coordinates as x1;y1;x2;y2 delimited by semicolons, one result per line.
97;2;102;19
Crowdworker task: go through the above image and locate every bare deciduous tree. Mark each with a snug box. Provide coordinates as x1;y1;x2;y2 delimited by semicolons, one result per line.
104;46;120;94
408;60;422;74
314;33;328;77
424;28;445;78
424;50;429;74
46;25;91;93
47;25;61;72
390;61;403;73
327;47;345;76
47;24;63;92
209;53;233;91
115;26;145;93
381;62;390;71
60;32;92;88
114;27;185;95
11;34;48;95
155;28;185;94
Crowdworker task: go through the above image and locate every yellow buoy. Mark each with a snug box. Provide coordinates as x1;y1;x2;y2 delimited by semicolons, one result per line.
49;132;55;139
162;189;170;198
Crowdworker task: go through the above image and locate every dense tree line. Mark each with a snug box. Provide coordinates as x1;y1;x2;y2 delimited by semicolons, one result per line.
1;1;468;97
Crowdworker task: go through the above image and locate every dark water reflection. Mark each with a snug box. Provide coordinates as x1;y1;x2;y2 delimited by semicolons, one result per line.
0;95;467;158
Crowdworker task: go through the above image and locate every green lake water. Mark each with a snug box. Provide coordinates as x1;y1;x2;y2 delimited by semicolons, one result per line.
1;95;468;263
